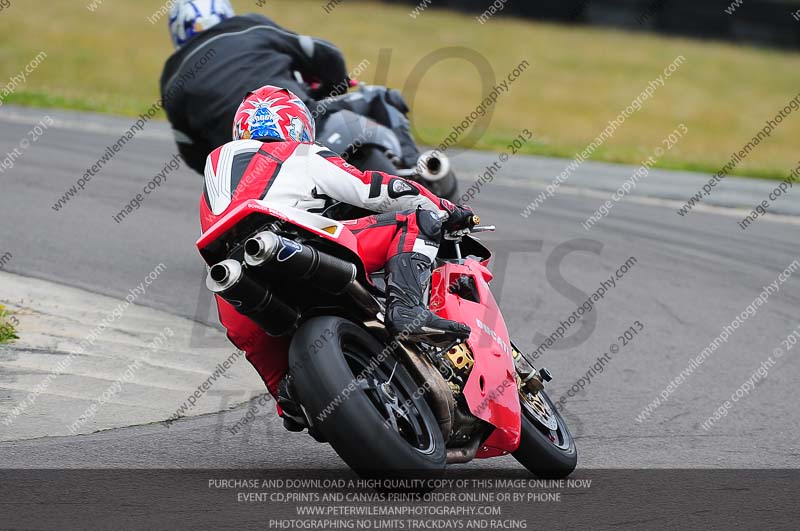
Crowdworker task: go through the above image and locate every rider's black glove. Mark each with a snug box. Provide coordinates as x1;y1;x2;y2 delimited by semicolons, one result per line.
440;199;475;231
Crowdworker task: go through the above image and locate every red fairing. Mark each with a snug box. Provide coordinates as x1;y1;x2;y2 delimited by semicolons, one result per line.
429;259;521;456
196;199;362;264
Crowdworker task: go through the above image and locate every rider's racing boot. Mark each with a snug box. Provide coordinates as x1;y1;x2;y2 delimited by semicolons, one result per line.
384;252;471;343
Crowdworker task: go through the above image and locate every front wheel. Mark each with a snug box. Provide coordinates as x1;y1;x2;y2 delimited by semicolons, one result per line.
288;316;446;477
512;389;577;478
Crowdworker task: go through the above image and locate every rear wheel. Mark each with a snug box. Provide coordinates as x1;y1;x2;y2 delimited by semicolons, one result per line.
512;389;577;478
350;146;459;202
425;170;459;203
289;316;446;477
347;146;397;173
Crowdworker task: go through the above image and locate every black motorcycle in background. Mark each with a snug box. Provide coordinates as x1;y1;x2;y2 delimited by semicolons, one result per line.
311;81;460;201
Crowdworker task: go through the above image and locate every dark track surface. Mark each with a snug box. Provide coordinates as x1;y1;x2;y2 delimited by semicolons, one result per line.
1;106;799;470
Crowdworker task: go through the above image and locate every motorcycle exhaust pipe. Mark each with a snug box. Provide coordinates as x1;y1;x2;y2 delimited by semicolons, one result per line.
206;259;298;336
416;150;451;182
244;232;357;295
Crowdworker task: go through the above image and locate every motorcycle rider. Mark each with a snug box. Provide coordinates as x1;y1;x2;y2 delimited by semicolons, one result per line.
161;0;349;174
200;85;475;430
161;0;419;176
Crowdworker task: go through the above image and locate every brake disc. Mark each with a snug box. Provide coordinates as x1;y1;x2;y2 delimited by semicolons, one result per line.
521;391;558;431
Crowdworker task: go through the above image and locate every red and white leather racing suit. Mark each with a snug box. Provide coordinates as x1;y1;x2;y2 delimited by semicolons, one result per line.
199;139;457;397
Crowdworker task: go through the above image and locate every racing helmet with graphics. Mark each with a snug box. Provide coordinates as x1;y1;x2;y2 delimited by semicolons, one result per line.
232;85;316;143
168;0;235;49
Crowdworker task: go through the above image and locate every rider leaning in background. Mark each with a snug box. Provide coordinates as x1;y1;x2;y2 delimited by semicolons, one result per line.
201;85;475;431
161;0;350;174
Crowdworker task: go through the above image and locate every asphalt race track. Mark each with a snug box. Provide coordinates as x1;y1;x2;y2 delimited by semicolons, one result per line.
1;105;799;473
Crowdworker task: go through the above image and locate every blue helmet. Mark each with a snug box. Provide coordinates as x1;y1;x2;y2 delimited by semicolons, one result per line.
168;0;235;49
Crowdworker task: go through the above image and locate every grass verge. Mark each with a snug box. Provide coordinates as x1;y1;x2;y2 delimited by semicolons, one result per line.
1;0;799;181
0;304;19;344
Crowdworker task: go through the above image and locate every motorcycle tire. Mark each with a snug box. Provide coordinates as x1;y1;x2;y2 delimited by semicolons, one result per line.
288;316;446;477
425;170;459;203
512;390;578;478
347;146;398;174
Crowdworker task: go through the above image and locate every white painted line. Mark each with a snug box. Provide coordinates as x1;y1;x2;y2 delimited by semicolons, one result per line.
0;108;172;141
495;176;800;225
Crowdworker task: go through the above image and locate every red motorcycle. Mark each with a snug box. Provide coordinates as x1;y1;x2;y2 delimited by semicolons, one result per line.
198;199;577;477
